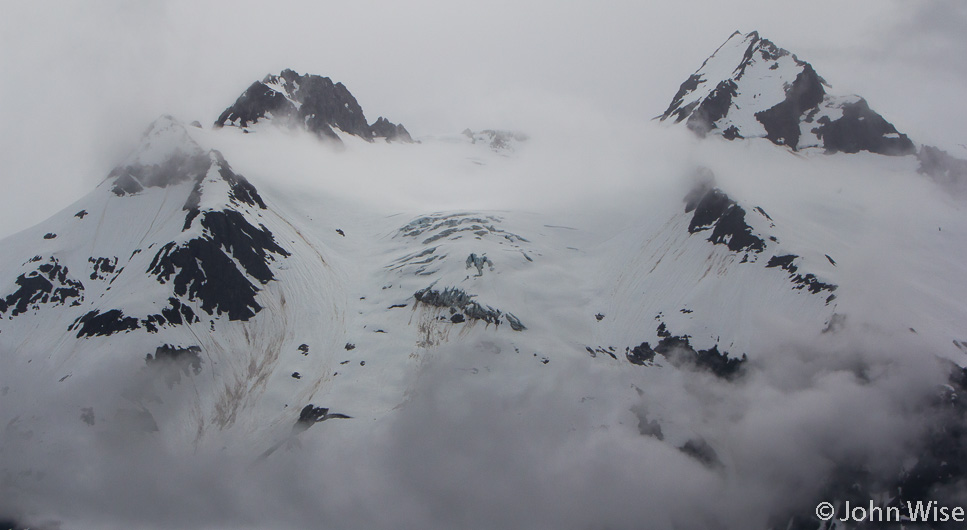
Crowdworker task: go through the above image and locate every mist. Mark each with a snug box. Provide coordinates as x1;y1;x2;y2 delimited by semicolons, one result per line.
2;119;965;528
1;318;959;529
2;1;966;238
2;1;967;529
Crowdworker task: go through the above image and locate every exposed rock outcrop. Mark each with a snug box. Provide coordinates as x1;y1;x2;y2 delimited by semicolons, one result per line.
215;69;413;144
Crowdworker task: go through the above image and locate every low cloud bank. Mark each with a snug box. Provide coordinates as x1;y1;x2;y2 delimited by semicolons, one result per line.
2;327;963;530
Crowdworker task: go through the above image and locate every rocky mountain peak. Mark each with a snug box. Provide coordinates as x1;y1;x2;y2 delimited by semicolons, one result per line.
214;69;413;144
660;30;915;156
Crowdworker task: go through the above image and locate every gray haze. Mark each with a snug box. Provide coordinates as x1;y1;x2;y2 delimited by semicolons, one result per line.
0;327;955;529
2;2;967;529
1;0;966;238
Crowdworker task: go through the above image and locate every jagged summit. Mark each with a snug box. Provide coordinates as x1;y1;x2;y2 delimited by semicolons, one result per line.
214;69;413;144
660;31;915;156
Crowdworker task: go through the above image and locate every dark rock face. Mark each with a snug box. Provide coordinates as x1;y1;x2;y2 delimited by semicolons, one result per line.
918;145;967;191
683;178;836;302
625;331;747;380
765;254;837;299
414;284;525;330
686;187;730;230
686;80;738;136
721;125;742;140
89;257;118;281
740;32;787;68
214;69;412;144
148;209;289;321
184;152;267;212
110;151;211;197
145;344;203;387
661;74;704;123
297;404;351;427
754;64;826;149
765;254;798;272
71;297;201;338
71;308;139;337
142;298;199;333
626;342;657;366
586;346;617;360
298;73;371;140
680;438;722;468
214;81;298;129
814;98;915;155
298;405;329;425
660;30;753;125
685;187;765;254
0;257;84;316
371;116;414;143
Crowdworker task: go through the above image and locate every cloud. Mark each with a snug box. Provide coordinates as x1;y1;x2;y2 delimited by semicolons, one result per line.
0;323;957;530
4;1;965;237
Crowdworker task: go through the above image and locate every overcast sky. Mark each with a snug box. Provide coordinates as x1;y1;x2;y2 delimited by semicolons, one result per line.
1;0;965;238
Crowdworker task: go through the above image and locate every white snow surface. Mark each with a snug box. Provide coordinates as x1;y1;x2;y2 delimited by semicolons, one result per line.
1;115;966;530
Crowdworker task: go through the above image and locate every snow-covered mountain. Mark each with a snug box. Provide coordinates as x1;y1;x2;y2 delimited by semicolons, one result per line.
660;30;967;193
2;36;967;530
215;68;413;143
659;31;914;155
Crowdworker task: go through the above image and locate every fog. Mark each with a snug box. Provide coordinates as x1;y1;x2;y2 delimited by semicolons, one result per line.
1;324;958;529
2;1;967;529
2;1;966;237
